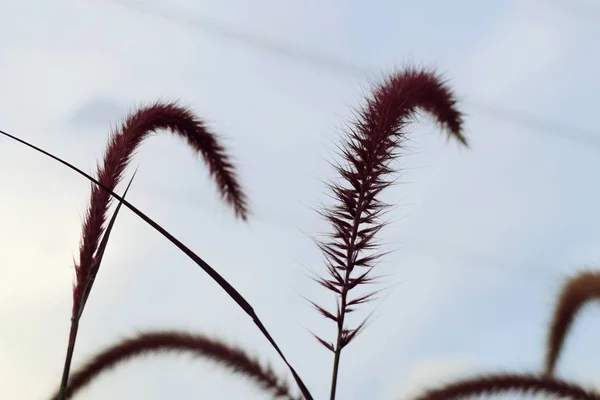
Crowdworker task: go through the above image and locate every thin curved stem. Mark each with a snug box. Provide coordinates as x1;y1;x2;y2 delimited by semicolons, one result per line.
0;128;314;400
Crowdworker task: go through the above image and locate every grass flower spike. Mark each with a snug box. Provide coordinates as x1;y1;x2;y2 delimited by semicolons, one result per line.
52;331;300;400
545;270;600;375
59;101;249;399
0;65;481;399
412;373;600;400
74;101;248;315
314;67;467;399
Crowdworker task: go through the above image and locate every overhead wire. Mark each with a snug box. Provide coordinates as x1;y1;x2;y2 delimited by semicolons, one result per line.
40;0;591;278
101;0;599;148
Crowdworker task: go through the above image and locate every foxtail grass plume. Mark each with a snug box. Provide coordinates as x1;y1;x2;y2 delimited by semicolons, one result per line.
314;67;467;399
411;373;600;400
73;101;248;315
0;120;313;400
545;270;600;375
50;331;300;400
56;102;250;400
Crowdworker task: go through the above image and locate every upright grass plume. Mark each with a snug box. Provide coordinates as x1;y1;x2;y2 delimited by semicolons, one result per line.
545;270;600;375
51;331;300;400
313;67;467;399
59;101;249;400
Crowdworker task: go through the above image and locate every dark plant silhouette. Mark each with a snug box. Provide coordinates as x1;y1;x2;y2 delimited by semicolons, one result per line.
411;373;600;400
312;68;466;399
0;66;477;399
50;331;300;400
0;124;312;400
75;100;248;314
545;270;600;376
57;101;250;400
72;101;248;318
407;269;600;399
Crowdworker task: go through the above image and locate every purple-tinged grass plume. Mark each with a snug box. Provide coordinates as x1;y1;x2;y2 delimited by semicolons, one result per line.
59;101;249;400
2;65;485;400
545;270;600;376
411;373;600;400
74;101;248;315
411;270;600;400
0;120;312;400
51;331;300;400
313;67;467;399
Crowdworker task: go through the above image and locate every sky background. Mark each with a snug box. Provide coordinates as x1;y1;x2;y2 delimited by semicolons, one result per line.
1;0;599;399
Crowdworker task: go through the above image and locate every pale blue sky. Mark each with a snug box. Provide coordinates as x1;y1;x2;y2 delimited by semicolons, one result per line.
1;0;599;399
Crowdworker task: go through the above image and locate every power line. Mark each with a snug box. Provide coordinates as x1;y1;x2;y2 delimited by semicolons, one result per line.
104;0;370;77
468;103;600;148
102;0;599;148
